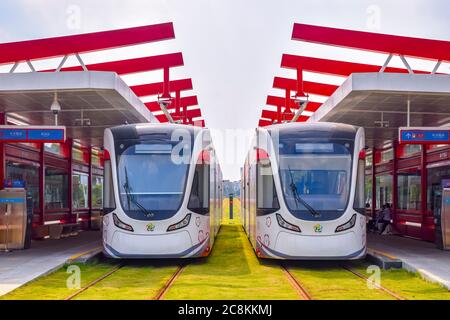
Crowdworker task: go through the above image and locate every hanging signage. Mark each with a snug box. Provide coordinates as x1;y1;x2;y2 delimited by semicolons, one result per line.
442;179;450;189
0;126;66;143
399;127;450;145
3;180;26;188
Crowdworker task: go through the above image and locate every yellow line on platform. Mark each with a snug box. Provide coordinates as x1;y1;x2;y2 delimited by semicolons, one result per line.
68;246;102;262
368;248;398;260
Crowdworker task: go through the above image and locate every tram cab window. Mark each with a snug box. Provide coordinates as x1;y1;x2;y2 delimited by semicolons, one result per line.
188;163;210;215
276;138;354;221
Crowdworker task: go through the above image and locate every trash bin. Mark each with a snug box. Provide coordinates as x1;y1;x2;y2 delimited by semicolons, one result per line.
0;185;31;251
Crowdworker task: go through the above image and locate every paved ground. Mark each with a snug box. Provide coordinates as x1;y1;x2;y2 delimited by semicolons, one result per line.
0;231;101;296
368;232;450;289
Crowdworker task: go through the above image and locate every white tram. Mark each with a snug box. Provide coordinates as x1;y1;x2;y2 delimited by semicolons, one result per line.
102;123;223;258
241;122;367;259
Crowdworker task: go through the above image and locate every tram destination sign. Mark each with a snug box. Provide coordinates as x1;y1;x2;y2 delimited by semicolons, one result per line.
399;127;450;145
0;125;66;143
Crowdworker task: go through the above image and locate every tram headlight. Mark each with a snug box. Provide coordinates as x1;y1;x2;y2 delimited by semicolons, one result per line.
167;214;191;232
276;214;301;233
335;214;357;233
113;213;134;232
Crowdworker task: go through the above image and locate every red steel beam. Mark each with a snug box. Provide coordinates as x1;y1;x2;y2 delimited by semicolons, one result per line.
0;22;175;65
292;23;450;62
261;109;309;122
281;54;428;77
131;79;193;97
259;119;273;127
273;77;338;96
266;95;322;112
156;108;202;122
44;52;183;74
145;96;198;112
192;120;206;127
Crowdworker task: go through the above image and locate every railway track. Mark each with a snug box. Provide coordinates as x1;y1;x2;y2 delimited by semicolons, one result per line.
64;264;124;300
154;264;187;300
280;264;313;300
341;265;406;300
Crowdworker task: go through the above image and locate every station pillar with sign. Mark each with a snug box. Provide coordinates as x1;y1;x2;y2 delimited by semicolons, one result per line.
229;194;233;220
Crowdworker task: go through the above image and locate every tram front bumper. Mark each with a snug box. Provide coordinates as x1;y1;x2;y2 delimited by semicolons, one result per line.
260;230;366;260
104;230;205;258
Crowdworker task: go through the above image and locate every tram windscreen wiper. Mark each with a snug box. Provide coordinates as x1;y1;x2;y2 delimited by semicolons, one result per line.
288;167;321;218
123;167;154;218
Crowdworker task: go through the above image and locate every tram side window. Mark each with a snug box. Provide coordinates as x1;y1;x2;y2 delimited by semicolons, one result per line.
353;157;366;214
188;163;210;215
92;175;103;208
103;159;116;214
257;160;279;215
45;167;68;209
6;162;39;209
72;172;89;209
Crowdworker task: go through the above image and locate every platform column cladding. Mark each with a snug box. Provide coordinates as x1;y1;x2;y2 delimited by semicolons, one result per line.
392;141;398;226
0;112;5;184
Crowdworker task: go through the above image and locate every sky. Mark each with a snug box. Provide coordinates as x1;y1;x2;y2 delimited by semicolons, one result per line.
0;0;449;180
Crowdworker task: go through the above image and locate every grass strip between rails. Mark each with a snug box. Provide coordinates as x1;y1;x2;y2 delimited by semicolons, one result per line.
73;263;180;300
350;262;450;300
0;262;116;300
163;222;299;300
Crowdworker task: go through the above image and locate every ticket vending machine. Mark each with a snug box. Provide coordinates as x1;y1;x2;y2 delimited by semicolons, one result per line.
435;179;450;250
0;181;33;251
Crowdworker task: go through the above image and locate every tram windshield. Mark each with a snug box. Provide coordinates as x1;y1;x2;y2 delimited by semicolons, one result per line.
277;138;354;221
117;140;191;221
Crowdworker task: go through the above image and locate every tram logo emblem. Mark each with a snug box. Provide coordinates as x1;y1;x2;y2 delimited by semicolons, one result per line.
146;223;155;232
313;224;323;233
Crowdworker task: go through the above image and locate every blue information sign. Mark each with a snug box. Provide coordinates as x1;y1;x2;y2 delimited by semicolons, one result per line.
0;126;65;143
28;129;65;141
443;179;450;188
399;127;450;144
4;180;26;188
0;129;27;140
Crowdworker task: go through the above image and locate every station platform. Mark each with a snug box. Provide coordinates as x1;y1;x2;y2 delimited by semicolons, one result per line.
368;233;450;290
0;231;101;296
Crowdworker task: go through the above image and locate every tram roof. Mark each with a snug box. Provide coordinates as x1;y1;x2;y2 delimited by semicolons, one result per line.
0;71;157;147
307;73;450;148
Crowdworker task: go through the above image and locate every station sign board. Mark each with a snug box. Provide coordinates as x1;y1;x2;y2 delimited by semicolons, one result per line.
442;179;450;189
399;127;450;145
3;179;26;188
0;126;66;143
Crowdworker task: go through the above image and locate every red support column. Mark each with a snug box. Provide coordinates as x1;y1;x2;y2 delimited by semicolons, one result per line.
277;105;282;123
0;113;5;185
183;103;187;124
295;67;306;98
284;89;291;115
67;139;74;223
392;141;398;226
175;90;181;115
88;147;93;230
371;147;377;219
420;145;428;239
39;143;45;226
161;67;172;100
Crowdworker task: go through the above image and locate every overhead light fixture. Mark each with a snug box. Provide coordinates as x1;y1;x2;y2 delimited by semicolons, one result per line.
157;94;175;124
7;116;29;126
291;93;309;122
50;92;61;126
